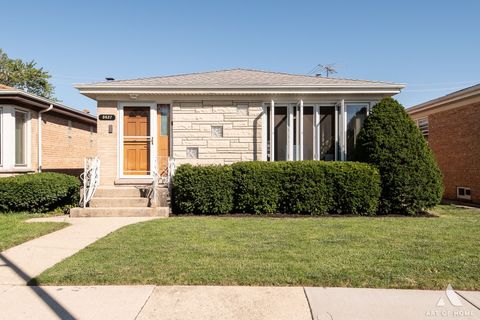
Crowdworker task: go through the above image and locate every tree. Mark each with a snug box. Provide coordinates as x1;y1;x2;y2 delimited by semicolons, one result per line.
0;49;55;99
354;98;443;215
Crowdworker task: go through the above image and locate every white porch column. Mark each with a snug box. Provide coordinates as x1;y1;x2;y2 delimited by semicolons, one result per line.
287;104;294;161
339;99;346;161
299;99;304;161
270;100;275;161
314;105;320;160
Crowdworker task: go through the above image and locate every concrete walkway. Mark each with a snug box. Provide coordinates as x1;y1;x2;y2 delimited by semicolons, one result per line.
0;285;478;320
0;216;157;285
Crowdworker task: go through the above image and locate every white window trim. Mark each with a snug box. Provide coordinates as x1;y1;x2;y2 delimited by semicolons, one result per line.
457;187;471;200
262;100;375;162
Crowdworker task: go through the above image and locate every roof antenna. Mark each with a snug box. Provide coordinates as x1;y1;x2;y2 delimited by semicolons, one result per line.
307;64;338;77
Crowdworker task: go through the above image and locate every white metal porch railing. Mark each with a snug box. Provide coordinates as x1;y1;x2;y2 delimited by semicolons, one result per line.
79;156;100;208
149;156;176;207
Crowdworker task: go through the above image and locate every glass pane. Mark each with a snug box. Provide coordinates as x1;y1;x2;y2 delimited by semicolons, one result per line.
303;107;314;160
159;105;169;136
274;107;287;161
346;105;368;161
15;111;26;165
320;107;336;161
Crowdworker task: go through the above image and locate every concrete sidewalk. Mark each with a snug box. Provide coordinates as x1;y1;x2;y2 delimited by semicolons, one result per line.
0;216;157;285
0;285;478;320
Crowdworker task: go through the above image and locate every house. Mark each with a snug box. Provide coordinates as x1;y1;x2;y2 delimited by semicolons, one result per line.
408;84;480;204
0;85;97;176
71;69;404;217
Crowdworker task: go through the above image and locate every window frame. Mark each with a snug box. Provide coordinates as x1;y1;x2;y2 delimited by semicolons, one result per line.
14;109;29;167
345;103;369;161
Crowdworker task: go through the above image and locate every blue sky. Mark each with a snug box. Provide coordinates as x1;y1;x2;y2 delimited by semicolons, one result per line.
1;0;479;113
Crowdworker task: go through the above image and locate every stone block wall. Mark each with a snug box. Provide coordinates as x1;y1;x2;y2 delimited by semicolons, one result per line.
172;101;263;165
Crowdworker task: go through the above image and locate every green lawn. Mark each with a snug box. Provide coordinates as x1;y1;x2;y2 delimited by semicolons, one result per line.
35;205;480;290
0;213;69;251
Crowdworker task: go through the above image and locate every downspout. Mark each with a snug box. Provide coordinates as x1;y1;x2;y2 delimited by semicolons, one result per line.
38;104;53;172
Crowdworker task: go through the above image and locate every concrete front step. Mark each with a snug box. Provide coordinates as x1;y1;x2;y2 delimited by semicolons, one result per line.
89;197;150;208
70;207;169;217
94;187;146;198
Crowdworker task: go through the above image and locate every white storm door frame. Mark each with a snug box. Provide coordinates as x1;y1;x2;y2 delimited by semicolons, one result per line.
118;102;157;179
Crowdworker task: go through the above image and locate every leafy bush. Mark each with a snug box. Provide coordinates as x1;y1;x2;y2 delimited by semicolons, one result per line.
0;173;80;213
172;164;234;214
278;161;333;215
232;161;284;214
174;161;381;215
354;98;443;215
325;162;381;215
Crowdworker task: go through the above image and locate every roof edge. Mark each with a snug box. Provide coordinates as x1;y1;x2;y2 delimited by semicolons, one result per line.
0;89;96;122
407;83;480;114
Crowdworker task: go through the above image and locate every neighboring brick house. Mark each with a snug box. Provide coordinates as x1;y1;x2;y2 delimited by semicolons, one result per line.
0;85;97;176
408;84;480;204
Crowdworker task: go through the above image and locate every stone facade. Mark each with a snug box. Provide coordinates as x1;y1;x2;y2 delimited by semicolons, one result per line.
172;101;263;165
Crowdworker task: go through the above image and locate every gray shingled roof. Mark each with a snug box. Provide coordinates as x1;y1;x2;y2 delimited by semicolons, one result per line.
77;69;402;88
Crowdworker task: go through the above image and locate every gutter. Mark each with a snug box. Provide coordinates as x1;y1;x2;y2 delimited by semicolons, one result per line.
38;104;53;172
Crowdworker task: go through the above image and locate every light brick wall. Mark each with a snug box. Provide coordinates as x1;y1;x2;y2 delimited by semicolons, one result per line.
172;101;263;165
41;112;97;174
96;101;118;185
426;102;480;203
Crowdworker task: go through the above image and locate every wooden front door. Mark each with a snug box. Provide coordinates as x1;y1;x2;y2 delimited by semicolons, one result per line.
157;104;170;175
123;107;150;175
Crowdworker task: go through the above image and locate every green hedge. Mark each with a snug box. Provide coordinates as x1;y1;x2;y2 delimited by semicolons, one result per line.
173;161;381;215
172;164;234;214
0;173;80;213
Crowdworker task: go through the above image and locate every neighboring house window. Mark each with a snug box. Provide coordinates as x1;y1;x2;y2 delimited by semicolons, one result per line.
15;110;27;166
416;117;429;140
346;104;368;161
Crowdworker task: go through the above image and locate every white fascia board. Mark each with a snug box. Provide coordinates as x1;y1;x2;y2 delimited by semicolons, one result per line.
75;83;405;90
77;89;403;96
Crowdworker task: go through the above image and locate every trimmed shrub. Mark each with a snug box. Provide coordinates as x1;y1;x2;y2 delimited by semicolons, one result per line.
280;161;333;215
354;98;443;215
325;162;381;215
232;161;380;215
232;161;284;214
172;164;234;214
0;173;80;213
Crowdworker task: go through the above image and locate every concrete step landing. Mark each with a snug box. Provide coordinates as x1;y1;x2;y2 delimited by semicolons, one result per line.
70;207;169;217
89;197;150;208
